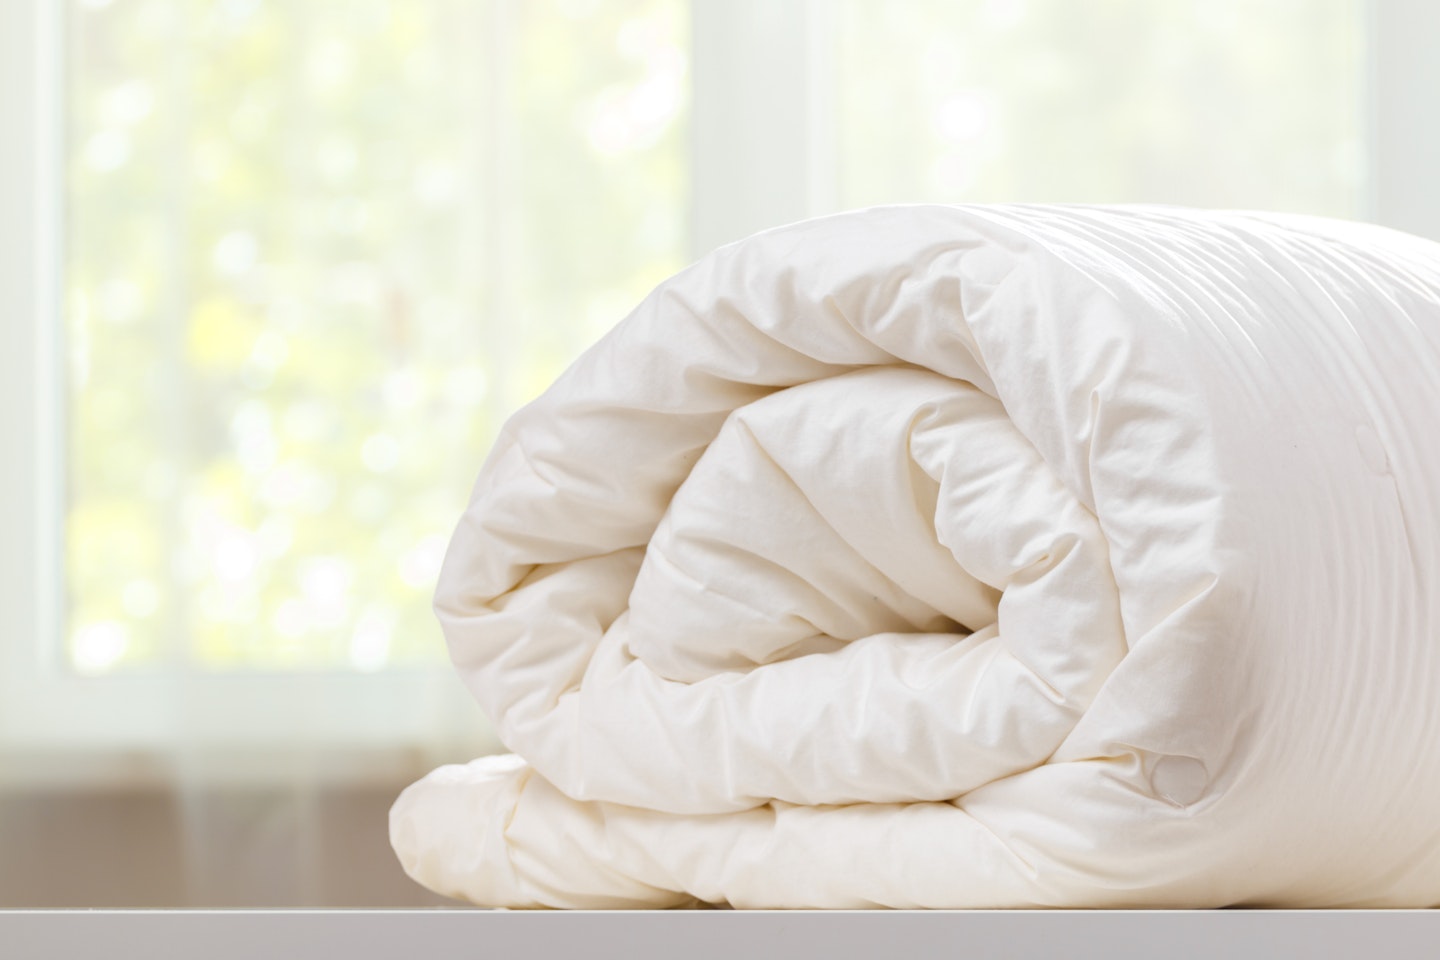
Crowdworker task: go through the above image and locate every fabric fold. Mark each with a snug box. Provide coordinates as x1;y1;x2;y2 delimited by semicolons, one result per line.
394;204;1440;908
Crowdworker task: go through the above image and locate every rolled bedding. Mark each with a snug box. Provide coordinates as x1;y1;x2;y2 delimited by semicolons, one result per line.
389;204;1440;909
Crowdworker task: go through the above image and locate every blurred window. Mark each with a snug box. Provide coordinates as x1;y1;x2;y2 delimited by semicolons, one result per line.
4;0;1402;753
65;0;1365;676
64;0;690;674
833;0;1364;217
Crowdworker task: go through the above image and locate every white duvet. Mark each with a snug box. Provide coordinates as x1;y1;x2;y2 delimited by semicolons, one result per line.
389;204;1440;909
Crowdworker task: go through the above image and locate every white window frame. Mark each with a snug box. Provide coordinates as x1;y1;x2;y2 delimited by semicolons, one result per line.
1368;0;1440;239
2;0;1437;781
0;0;493;782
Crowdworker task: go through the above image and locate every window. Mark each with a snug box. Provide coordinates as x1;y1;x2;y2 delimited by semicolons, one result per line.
2;0;690;765
63;0;688;675
832;0;1365;217
2;0;1436;768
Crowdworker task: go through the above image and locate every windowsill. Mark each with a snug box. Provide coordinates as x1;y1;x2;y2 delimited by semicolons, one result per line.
0;666;499;783
0;742;495;792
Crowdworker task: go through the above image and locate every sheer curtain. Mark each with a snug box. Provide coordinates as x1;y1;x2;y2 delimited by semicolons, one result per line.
5;0;1423;907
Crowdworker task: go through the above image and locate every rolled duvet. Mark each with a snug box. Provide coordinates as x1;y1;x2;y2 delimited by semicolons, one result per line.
390;204;1440;908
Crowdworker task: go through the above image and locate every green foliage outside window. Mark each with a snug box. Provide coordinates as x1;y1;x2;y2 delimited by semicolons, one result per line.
66;0;689;672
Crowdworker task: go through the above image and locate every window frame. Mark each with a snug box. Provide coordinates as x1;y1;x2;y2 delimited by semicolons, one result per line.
0;1;494;774
2;0;1437;775
1369;0;1440;240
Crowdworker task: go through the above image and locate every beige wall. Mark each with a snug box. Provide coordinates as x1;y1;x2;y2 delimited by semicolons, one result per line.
0;783;456;908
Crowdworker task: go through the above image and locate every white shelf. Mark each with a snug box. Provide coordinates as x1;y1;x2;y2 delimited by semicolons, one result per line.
5;909;1439;960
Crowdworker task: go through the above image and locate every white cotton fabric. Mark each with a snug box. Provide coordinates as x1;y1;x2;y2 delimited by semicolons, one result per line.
389;204;1440;909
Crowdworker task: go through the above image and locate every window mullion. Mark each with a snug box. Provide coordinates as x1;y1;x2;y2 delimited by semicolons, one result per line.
1369;0;1440;240
689;0;837;258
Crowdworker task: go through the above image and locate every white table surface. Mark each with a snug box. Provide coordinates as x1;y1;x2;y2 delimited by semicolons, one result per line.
5;909;1439;960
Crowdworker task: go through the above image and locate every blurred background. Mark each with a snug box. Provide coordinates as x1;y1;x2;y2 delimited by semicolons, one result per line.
0;0;1435;907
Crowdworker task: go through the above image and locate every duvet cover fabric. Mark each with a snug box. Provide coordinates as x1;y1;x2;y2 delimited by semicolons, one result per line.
390;204;1440;909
